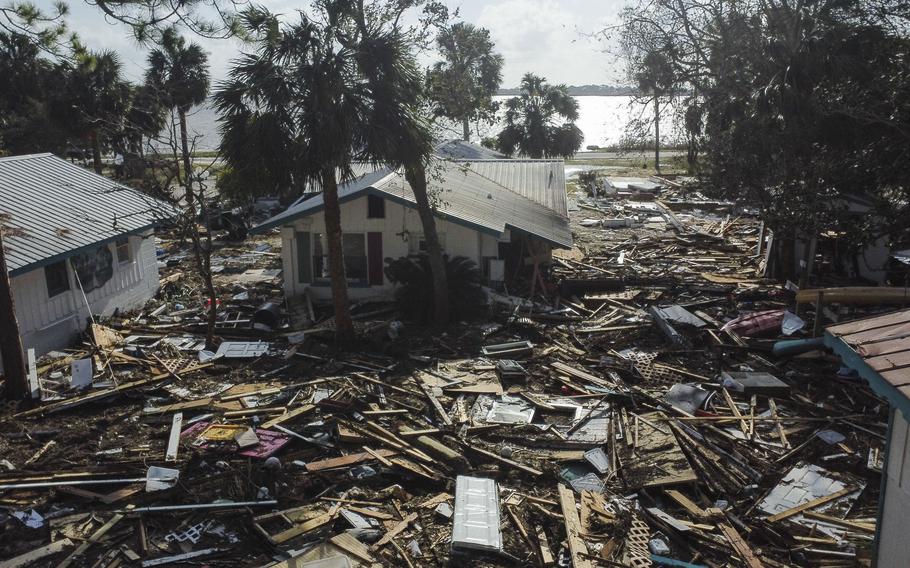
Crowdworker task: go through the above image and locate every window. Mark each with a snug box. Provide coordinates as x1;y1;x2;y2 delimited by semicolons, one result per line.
44;261;70;298
312;233;368;284
367;195;385;219
115;238;130;263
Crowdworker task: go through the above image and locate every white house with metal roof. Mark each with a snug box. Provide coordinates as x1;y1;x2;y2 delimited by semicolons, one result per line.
252;155;572;302
0;153;174;356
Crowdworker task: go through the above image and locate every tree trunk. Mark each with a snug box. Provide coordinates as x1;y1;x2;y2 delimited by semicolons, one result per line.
186;180;218;349
178;108;194;206
90;128;103;174
405;163;449;324
462;118;470;142
320;168;355;343
0;230;27;399
653;96;661;175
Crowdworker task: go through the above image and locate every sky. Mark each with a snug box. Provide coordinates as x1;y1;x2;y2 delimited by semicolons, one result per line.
43;0;627;86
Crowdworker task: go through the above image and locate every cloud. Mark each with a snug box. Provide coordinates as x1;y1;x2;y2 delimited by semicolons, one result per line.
474;0;621;86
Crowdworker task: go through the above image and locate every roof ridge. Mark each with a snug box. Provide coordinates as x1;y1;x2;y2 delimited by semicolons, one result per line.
0;152;54;162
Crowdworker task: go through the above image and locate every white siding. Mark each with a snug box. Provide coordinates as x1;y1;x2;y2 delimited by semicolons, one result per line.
281;195;507;302
879;408;910;567
11;229;160;356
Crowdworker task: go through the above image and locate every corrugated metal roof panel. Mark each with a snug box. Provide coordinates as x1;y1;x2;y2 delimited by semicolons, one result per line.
0;153;176;274
459;159;568;217
254;159;572;248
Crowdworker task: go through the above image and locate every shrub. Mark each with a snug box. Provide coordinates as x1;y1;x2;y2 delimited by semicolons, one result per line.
384;255;487;323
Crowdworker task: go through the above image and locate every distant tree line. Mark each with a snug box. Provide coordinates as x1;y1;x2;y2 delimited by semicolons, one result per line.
498;84;638;96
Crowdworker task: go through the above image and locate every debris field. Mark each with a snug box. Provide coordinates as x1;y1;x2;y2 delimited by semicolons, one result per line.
0;178;889;567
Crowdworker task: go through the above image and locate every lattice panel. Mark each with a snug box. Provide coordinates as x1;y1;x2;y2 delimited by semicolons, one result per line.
624;516;652;568
623;351;684;386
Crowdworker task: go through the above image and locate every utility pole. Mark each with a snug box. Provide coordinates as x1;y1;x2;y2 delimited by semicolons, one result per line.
0;228;27;399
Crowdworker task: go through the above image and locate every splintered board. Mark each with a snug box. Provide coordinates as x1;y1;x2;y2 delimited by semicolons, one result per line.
620;411;697;489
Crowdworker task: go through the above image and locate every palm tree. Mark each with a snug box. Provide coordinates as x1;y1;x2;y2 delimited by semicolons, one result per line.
216;3;450;340
496;73;584;159
145;27;210;200
358;32;450;325
427;22;503;141
635;51;675;174
59;51;131;173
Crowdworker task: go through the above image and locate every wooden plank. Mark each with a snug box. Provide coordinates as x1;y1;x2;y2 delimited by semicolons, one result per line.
506;506;541;566
271;512;334;544
56;513;124;568
419;381;453;426
550;362;612;389
261;404;317;429
305;449;398;472
535;524;555;566
800;510;875;533
330;532;375;563
557;484;592;568
716;519;763;568
826;308;910;336
765;487;855;523
0;538;73;568
664;489;708;520
361;445;394;467
371;512;417;550
165;412;183;462
346;505;394;520
26;348;39;399
464;444;543;476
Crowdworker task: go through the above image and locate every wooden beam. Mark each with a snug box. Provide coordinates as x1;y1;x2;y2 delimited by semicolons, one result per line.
716;519;763;568
305;449;398;472
557;484;592;568
0;539;73;568
765;487;855;523
56;514;124;568
261;404;315;429
371;512;417;551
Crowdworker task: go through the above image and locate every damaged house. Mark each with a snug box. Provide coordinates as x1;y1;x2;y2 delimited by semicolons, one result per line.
0;153;173;356
252;154;572;302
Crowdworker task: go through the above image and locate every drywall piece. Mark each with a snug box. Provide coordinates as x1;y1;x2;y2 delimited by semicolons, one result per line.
70;358;93;388
452;476;503;553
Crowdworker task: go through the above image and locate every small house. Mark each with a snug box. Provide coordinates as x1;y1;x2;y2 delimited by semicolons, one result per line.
252;156;572;302
0;153;174;356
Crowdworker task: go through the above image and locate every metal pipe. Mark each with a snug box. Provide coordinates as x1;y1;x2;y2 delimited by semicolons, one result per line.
124;500;277;513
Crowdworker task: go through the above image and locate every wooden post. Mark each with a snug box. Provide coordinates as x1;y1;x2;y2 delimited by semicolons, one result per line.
813;291;825;337
0;229;27;399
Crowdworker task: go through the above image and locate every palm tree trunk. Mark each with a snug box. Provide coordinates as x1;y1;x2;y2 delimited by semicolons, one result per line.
462;118;470;142
320;168;355;343
654;96;661;175
405;163;449;324
178;109;194;206
0;230;27;399
90;128;103;174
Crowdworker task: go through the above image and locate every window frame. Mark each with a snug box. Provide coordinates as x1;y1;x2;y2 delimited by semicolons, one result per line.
44;260;70;298
312;232;369;286
366;194;386;219
115;237;131;264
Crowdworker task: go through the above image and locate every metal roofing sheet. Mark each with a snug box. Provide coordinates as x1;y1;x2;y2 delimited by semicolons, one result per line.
460;159;567;216
254;158;572;248
435;139;508;160
0;153;176;274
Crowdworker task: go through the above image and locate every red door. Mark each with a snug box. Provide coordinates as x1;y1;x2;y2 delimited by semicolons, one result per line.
367;232;383;286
